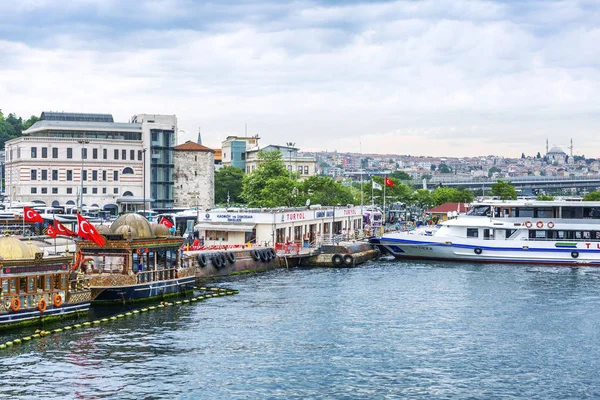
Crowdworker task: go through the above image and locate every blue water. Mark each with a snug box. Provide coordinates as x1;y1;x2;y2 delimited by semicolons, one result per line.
3;259;600;399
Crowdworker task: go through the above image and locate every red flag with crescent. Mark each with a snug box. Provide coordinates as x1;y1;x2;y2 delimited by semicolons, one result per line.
384;177;395;187
160;216;174;228
54;219;77;237
46;224;58;238
24;206;44;223
77;214;106;247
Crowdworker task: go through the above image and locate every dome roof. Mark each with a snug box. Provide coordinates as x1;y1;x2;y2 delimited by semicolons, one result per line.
0;237;42;260
96;225;111;235
152;224;170;238
110;213;155;239
548;146;565;154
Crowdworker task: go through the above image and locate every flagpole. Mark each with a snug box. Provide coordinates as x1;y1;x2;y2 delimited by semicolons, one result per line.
383;175;387;228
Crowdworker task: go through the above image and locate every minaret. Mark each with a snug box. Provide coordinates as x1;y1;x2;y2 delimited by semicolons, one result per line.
197;127;202;145
570;138;573;158
546;138;548;155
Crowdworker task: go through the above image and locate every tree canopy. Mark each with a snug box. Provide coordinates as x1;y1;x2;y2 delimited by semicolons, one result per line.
491;180;518;200
214;166;244;205
0;109;39;149
583;191;600;201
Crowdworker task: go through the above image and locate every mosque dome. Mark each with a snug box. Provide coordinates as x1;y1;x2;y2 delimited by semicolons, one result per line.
0;237;42;260
110;213;155;239
548;146;566;155
96;225;111;235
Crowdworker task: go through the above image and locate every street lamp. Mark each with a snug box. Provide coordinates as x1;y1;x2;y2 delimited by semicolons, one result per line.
285;142;295;179
78;140;90;213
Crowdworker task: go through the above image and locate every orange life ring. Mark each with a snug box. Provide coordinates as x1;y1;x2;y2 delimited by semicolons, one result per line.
53;294;63;308
524;221;532;228
536;221;544;229
38;298;47;312
10;297;20;312
547;221;555;229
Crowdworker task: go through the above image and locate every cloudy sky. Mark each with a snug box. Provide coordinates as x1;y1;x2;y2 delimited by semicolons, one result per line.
1;0;599;157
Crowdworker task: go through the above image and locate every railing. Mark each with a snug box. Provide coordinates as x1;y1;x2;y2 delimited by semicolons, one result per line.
136;268;178;284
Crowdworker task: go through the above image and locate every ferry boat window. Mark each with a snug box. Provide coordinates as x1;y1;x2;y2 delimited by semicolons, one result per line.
583;231;591;239
529;230;547;239
505;229;517;238
467;228;478;238
46;275;52;291
562;207;583;219
8;278;17;294
1;279;8;295
516;208;534;218
584;207;600;219
61;274;68;289
534;208;553;218
575;232;582;239
19;277;27;293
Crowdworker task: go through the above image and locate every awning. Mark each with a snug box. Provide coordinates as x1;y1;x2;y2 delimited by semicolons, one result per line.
194;223;256;232
116;197;155;204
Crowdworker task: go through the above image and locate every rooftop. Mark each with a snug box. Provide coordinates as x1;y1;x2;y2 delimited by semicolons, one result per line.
174;141;215;152
40;111;114;123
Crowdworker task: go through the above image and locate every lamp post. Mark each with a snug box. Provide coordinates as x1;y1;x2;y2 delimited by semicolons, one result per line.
142;148;147;217
78;140;89;213
285;142;295;179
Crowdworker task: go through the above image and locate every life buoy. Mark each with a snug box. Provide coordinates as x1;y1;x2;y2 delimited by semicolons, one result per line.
251;250;261;261
53;294;63;308
10;297;20;312
536;221;544;229
38;298;47;313
524;221;532;228
474;247;483;255
343;255;354;266
547;221;555;229
332;254;344;266
226;251;236;264
197;253;207;267
571;251;579;259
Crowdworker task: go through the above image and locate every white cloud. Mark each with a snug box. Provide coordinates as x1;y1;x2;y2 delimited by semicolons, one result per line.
1;0;599;157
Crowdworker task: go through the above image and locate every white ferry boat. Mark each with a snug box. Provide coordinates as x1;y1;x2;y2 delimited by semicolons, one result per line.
372;199;600;265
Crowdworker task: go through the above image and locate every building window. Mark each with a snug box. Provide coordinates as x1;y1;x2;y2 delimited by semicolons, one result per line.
122;167;134;174
82;148;87;159
93;148;98;159
304;166;309;175
102;170;107;181
67;148;73;159
121;149;126;160
52;170;58;180
102;188;107;194
241;153;246;160
52;188;58;194
92;188;98;194
92;170;98;181
83;170;87;181
41;187;47;194
113;171;118;181
67;170;72;181
114;188;118;194
82;188;87;194
41;170;47;180
114;149;119;160
41;147;48;158
103;148;107;159
298;166;302;173
66;188;72;194
31;147;37;158
130;150;135;160
31;187;37;194
138;150;142;161
52;148;58;158
30;170;36;181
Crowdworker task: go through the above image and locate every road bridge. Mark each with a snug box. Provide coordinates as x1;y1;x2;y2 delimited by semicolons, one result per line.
428;176;600;193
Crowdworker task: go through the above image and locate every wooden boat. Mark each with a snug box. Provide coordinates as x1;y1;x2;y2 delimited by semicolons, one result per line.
76;213;196;304
0;237;90;329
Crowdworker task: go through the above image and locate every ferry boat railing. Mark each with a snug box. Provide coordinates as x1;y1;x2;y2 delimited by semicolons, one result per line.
135;267;178;284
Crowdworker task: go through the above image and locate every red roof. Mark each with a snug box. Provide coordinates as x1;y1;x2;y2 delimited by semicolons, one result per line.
173;141;215;152
426;202;470;214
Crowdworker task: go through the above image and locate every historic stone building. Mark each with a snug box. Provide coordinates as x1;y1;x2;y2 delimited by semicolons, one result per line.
173;141;215;210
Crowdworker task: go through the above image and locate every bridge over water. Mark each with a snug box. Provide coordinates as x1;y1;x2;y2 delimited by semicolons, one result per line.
426;175;600;192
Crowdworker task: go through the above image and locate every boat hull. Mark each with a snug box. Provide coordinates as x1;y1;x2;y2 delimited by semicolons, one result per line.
91;276;196;304
0;301;90;328
372;235;600;266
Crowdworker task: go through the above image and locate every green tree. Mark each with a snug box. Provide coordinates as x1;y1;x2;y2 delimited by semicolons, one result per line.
413;189;434;209
491;180;517;200
389;170;412;181
298;175;353;206
583;191;600;201
242;150;296;207
23;115;40;130
537;194;554;201
430;164;436;171
438;163;451;173
536;152;541;159
488;166;501;177
214;166;245;205
521;152;525;159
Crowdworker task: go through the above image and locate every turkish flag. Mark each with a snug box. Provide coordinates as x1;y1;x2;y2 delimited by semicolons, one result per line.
160;217;174;229
47;224;57;238
54;219;77;237
384;177;395;188
24;206;44;223
77;214;106;247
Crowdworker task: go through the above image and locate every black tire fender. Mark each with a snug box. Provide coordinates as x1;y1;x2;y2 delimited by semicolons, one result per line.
197;253;207;267
226;251;236;264
332;254;344;266
343;254;354;266
571;251;579;259
474;248;482;255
